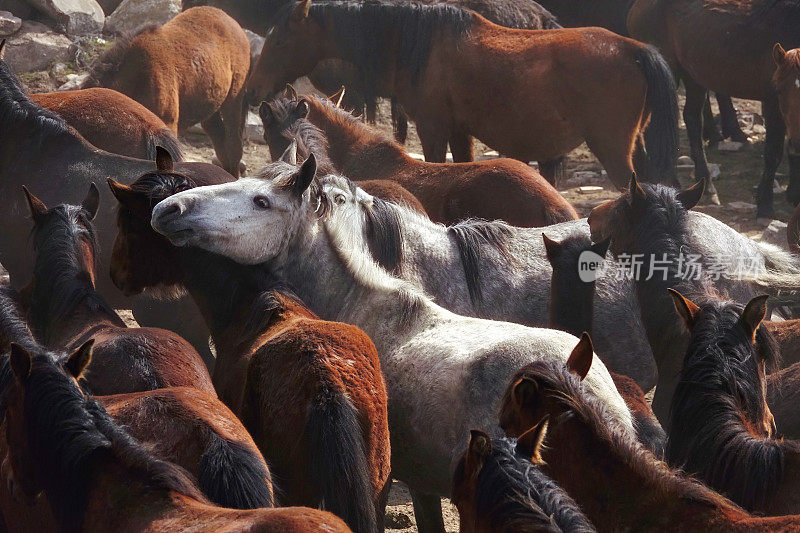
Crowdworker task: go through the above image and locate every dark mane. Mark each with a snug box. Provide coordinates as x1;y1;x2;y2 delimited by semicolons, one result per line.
446;0;561;29
0;285;37;354
85;24;161;87
29;204;124;342
448;219;514;307
511;359;741;511
129;170;197;205
667;298;787;511
545;232;596;336
364;196;405;273
6;353;205;531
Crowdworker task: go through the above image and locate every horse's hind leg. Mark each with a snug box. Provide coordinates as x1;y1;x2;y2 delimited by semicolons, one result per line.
416;120;449;163
702;92;722;145
632;133;651;182
219;96;247;177
409;490;445;533
715;93;748;143
682;76;712;184
539;157;566;187
448;127;474;162
757;97;786;219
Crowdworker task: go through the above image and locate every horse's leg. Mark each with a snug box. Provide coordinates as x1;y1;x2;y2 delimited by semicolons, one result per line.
632;133;651;182
448;128;474;163
682;77;712;184
218;96;247;177
787;148;800;206
539;158;566;188
201;111;230;172
409;490;445;533
416;120;449;163
376;478;392;533
702;92;722;145
715;93;748;143
756;97;786;219
391;98;409;144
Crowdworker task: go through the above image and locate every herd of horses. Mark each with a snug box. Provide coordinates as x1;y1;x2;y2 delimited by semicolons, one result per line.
4;0;800;531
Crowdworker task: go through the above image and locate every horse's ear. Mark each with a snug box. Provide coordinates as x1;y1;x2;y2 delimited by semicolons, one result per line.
511;377;538;407
22;186;48;221
82;183;100;220
328;86;346;108
9;343;31;382
155;146;174;172
291;0;311;21
515;417;549;463
285;83;298;100
294;99;310;118
566;332;593;381
542;234;561;261
293;153;317;196
667;288;701;331
466;429;492;477
107;178;141;209
628;172;646;206
739;294;769;342
0;39;5;60
774;43;788;66
591;237;611;259
677;179;705;210
64;339;94;380
280;140;298;165
259;101;273;124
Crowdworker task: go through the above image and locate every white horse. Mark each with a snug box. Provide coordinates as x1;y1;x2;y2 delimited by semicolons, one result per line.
150;153;634;530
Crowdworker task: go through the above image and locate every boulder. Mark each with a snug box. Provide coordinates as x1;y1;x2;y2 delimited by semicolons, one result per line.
0;0;31;19
0;10;21;35
26;0;104;35
57;71;88;90
3;20;72;72
245;110;265;144
104;0;179;36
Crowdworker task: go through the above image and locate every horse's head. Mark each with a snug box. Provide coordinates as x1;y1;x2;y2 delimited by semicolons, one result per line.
587;173;704;250
151;148;319;265
773;44;800;153
259;91;310;160
246;0;327;104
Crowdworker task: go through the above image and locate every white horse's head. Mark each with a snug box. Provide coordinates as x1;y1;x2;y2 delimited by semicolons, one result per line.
150;146;318;265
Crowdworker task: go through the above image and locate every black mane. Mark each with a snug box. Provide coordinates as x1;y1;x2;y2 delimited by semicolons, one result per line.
667;298;787;511
448;219;514;307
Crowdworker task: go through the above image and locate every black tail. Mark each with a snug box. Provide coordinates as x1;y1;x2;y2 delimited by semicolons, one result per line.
146;129;184;162
198;432;275;509
637;45;679;186
306;389;377;533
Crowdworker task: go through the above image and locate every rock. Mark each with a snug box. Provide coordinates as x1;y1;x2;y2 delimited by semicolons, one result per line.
384;510;413;530
245;110;265;144
708;163;721;179
717;140;745;152
3;21;72;72
0;0;31;19
578;186;603;194
677;155;693;166
105;0;179;36
761;220;789;249
564;170;603;188
57;72;88;90
727;201;756;212
0;10;21;36
26;0;104;35
244;29;263;63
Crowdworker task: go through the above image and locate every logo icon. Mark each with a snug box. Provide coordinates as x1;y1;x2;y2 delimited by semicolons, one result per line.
578;250;605;282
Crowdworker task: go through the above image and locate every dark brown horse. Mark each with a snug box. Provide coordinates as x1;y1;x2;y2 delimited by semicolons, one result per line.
261;94;579;226
83;7;250;176
2;344;349;532
30;88;183;161
628;0;800;217
248;0;679;189
21;184;214;396
109;166;391;533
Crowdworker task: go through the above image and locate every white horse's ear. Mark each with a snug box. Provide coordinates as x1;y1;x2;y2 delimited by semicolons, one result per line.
280;140;298;165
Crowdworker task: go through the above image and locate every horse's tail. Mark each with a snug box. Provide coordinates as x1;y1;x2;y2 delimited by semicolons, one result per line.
636;45;679;186
198;431;275;509
147;129;184;162
391;97;409;144
305;387;376;533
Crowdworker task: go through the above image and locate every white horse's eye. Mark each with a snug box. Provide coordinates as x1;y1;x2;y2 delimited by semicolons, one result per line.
253;196;271;209
335;194;346;205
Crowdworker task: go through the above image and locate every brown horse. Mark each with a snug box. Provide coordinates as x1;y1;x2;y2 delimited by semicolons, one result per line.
2;344;349;532
628;0;800;217
261;93;579;226
30;88;183;161
108;165;391;533
83;7;250;176
21;184;214;397
248;0;679;189
497;354;800;530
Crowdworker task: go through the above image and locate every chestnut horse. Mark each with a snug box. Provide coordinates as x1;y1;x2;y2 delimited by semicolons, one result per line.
20;184;214;396
260;94;578;226
542;232;666;457
451;428;595;533
628;0;800;217
83;7;250;176
2;344;349;532
109;167;391;533
248;0;679;189
31;88;183;161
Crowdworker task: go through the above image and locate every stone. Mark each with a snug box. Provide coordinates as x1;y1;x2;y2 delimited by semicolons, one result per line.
245;110;265;144
677;155;693;166
26;0;104;35
727;201;756;212
578;186;603;194
244;28;263;63
57;72;88;90
3;21;72;72
104;0;179;36
760;220;789;249
717;140;745;152
708;163;721;179
0;10;21;36
0;0;31;19
384;510;413;530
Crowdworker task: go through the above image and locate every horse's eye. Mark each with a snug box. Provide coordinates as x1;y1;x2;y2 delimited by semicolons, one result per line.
253;196;271;209
334;194;346;205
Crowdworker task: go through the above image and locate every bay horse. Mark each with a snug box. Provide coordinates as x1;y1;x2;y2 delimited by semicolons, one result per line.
30;88;183;161
247;0;679;189
2;343;349;532
21;184;214;396
83;7;250;176
542;232;666;457
260;93;578;226
451;428;595;533
108;166;391;533
665;289;800;515
148;155;635;531
497;356;800;530
0;45;234;365
628;0;800;217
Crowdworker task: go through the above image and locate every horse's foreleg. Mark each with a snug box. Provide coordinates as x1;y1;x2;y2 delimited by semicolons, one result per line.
409;490;445;533
757;97;786;219
715;94;748;143
416;121;449;163
448;128;474;163
219;96;247;177
682;77;711;183
702;93;722;145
